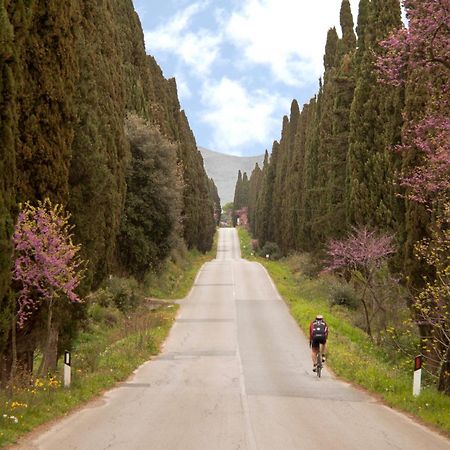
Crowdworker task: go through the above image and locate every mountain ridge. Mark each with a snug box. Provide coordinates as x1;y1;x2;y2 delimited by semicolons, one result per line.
199;147;264;205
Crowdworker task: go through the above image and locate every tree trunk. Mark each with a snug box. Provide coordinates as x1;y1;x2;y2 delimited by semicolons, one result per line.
38;299;59;376
438;341;450;395
10;305;17;380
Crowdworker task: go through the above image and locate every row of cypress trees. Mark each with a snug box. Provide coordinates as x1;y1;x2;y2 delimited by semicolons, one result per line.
239;0;412;266
0;0;217;380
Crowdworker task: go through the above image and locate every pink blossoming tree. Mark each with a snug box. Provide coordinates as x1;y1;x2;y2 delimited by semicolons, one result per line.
377;0;450;392
325;227;395;338
377;0;449;204
13;199;83;375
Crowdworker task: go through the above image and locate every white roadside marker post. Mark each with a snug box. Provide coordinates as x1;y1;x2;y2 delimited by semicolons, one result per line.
413;355;422;397
64;350;71;388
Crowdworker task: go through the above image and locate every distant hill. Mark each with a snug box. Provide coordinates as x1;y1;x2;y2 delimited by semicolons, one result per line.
199;147;264;205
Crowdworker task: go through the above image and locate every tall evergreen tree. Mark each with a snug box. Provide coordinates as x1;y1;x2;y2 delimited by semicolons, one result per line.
272;116;289;248
301;96;321;251
208;178;221;226
255;149;275;245
291;101;313;250
282;100;301;252
326;0;356;239
248;163;263;235
233;170;243;210
0;0;16;376
346;0;403;231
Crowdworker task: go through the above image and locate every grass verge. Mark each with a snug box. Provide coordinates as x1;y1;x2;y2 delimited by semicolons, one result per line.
0;307;176;448
238;227;450;436
0;233;218;448
145;233;218;300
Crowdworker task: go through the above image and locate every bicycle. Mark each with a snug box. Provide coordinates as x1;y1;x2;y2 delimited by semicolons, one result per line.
316;347;323;378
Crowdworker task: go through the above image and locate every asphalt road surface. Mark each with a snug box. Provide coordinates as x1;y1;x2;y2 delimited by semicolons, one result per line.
16;228;450;449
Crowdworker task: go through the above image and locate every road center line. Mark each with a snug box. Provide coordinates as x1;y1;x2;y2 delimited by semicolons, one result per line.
232;258;258;450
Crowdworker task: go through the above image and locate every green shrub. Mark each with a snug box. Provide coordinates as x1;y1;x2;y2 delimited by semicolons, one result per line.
328;281;360;309
288;252;323;278
88;287;114;308
259;241;282;260
88;303;121;326
105;277;141;312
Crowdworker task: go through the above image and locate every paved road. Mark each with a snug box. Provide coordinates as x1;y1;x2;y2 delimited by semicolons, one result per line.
17;228;450;449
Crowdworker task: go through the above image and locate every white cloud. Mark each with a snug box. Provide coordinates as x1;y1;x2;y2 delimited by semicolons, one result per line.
144;2;222;75
200;77;290;155
225;0;360;85
173;73;192;100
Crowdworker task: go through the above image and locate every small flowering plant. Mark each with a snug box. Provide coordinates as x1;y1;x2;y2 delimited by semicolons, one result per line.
12;199;84;375
324;227;396;338
12;199;84;327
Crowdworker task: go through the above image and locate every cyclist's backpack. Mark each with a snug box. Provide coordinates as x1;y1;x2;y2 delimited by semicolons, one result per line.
312;320;326;340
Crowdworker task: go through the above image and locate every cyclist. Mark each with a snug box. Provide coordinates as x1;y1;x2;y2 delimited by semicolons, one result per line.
309;314;328;372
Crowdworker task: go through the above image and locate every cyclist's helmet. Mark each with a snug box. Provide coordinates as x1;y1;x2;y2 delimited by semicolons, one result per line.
316;314;324;320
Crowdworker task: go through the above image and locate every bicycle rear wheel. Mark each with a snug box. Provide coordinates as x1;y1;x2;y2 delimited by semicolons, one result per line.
316;351;322;378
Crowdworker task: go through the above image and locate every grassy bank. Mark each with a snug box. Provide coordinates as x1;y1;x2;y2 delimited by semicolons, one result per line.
238;227;450;436
0;236;217;447
145;234;217;300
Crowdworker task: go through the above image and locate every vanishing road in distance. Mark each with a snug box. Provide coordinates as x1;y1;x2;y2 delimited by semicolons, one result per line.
16;228;450;449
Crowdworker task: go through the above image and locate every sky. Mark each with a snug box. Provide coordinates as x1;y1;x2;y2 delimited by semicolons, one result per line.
133;0;360;156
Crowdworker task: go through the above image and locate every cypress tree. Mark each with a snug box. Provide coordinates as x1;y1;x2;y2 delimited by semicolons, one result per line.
326;0;356;239
233;170;243;210
208;178;221;226
279;101;301;252
68;0;129;290
255;149;275;246
301;95;321;251
291;101;313;250
346;0;403;231
241;172;250;208
339;0;356;53
272;116;289;249
13;0;79;205
0;0;16;376
232;170;243;226
248;163;263;235
315;28;339;244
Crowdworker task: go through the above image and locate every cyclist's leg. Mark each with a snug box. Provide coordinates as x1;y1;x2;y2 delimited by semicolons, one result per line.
311;346;318;365
311;341;319;370
322;341;327;361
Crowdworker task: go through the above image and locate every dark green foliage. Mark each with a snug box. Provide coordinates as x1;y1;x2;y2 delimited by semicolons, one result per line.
232;170;250;225
176;112;215;253
347;0;403;230
328;282;359;309
233;170;243;210
208;178;221;226
68;0;130;290
0;0;16;369
339;0;356;53
104;277;141;313
259;242;282;260
241;173;249;208
12;1;78;205
118;115;181;279
248;163;263;234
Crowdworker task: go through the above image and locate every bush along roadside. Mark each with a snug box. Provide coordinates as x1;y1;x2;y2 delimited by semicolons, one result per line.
0;235;217;448
237;227;450;436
